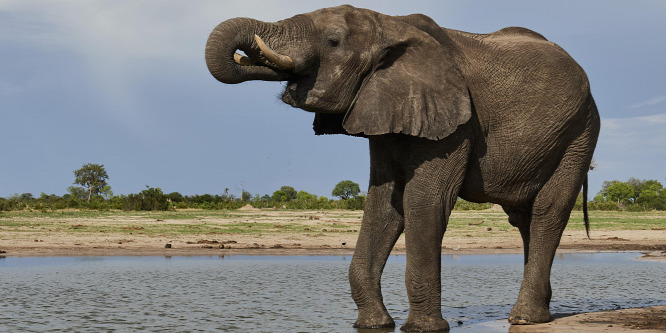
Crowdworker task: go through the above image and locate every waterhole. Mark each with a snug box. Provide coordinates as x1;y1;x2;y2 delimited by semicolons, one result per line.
1;252;663;332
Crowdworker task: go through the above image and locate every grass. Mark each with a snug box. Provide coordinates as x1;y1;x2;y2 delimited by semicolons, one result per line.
1;209;664;239
571;211;666;230
0;209;360;239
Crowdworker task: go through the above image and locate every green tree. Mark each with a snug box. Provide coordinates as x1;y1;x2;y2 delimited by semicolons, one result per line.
635;180;664;210
73;163;109;202
272;190;288;203
598;180;620;199
123;186;169;211
332;180;361;200
18;193;34;202
140;186;169;210
291;190;318;209
606;182;634;206
101;185;113;200
241;190;252;202
67;186;88;201
280;186;297;201
261;194;271;206
626;177;641;203
626;178;661;204
659;180;666;209
167;192;184;203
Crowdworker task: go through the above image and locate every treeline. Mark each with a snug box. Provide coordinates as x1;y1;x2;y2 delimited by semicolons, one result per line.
3;178;666;212
585;177;666;211
0;185;367;212
0;163;369;212
0;188;492;212
2;162;664;213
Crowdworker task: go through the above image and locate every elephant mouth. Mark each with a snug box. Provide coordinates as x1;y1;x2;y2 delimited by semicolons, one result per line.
282;76;348;113
282;72;318;111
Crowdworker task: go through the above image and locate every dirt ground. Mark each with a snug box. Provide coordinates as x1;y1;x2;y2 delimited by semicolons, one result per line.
2;209;665;258
1;209;665;332
507;305;666;333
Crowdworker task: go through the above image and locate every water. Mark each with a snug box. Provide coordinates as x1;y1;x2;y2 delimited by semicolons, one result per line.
1;252;664;332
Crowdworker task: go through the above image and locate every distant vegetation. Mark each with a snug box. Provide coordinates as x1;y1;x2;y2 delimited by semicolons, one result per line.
72;163;109;203
0;165;366;212
1;164;664;213
585;177;666;211
0;184;366;212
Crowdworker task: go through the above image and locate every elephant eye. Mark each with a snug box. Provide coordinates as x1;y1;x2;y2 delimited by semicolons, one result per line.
327;39;340;47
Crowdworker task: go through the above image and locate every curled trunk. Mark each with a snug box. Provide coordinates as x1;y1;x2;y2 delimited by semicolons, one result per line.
205;17;289;84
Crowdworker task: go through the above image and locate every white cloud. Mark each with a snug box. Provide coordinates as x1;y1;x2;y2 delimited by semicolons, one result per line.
591;113;666;191
601;113;666;151
630;95;666;108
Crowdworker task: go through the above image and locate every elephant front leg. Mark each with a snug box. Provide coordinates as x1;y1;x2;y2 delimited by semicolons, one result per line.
350;180;404;329
398;133;469;332
400;198;451;332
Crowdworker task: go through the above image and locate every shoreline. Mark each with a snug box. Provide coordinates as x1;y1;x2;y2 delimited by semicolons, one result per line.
2;244;665;261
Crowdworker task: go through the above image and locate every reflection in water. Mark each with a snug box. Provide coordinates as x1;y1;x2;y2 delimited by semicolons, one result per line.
0;253;663;332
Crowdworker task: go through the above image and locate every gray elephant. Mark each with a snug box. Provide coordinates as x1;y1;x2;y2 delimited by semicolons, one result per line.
205;5;599;332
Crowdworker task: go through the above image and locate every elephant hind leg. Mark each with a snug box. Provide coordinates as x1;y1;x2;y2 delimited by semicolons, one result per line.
503;206;531;265
509;139;594;325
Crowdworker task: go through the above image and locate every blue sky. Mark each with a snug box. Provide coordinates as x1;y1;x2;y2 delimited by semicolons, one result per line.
1;0;665;199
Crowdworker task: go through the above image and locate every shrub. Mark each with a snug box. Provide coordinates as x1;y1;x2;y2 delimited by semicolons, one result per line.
339;196;366;210
121;187;170;211
587;201;620;211
626;204;650;212
454;199;493;210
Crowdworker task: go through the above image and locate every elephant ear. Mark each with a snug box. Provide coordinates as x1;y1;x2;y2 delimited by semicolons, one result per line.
342;29;471;140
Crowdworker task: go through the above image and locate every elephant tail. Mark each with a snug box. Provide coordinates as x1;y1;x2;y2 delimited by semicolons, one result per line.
583;175;590;239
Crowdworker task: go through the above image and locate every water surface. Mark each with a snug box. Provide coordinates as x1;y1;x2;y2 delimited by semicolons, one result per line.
1;252;664;332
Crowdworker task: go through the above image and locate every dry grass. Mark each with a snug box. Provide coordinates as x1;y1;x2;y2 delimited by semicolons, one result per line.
1;209;664;256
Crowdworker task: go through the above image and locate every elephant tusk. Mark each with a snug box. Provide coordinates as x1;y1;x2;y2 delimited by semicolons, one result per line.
254;34;295;70
233;52;256;66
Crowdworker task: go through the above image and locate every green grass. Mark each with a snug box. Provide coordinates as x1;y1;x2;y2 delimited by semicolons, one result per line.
447;210;666;232
571;211;666;230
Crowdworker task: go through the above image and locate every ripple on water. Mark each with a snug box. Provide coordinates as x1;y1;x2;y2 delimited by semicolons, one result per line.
0;253;663;332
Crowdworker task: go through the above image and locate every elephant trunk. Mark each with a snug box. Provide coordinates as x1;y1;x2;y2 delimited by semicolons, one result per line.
205;17;291;84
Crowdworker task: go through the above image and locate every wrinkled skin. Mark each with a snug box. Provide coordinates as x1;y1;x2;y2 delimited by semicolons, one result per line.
206;5;600;332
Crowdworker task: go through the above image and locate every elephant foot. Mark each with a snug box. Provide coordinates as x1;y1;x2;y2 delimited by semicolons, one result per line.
353;309;395;329
401;316;450;332
508;303;552;325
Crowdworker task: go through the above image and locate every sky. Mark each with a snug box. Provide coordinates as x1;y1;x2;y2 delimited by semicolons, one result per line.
1;0;665;200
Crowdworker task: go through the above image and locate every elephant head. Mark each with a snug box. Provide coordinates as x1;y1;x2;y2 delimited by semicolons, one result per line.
205;5;471;140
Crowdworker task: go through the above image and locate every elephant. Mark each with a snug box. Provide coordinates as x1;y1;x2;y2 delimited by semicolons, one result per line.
205;5;600;332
